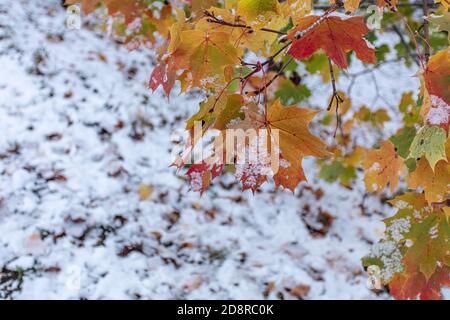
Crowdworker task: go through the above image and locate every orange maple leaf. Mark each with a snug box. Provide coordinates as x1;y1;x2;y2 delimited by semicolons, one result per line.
363;140;405;193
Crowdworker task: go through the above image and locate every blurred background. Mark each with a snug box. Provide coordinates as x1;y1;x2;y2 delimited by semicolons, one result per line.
0;0;431;299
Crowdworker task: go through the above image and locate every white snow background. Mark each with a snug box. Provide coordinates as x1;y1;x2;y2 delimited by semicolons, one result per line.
0;0;433;299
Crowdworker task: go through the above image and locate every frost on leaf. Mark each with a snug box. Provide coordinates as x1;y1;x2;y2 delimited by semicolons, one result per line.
426;95;450;132
364;193;450;299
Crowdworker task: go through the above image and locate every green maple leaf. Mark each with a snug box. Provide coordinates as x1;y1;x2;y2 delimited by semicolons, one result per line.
403;213;449;281
390;126;416;158
408;126;447;170
428;12;450;43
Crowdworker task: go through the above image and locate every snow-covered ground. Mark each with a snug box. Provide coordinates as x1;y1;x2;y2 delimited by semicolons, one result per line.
0;0;421;299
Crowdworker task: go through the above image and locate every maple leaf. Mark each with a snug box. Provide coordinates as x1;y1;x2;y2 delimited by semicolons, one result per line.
434;0;450;11
427;11;450;43
363;140;405;193
196;7;285;55
287;15;376;68
364;193;450;300
280;0;312;22
390;266;450;300
237;0;280;23
408;125;447;171
408;158;450;205
186;94;244;131
186;162;223;194
235;163;268;192
149;45;178;96
390;127;417;158
330;0;361;13
389;211;450;300
168;9;186;54
376;0;398;10
273;155;306;192
103;0;144;25
231;100;330;191
424;49;450;105
189;0;220;17
174;29;241;88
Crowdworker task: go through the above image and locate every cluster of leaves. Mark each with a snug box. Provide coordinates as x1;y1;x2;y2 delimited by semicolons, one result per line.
69;0;449;299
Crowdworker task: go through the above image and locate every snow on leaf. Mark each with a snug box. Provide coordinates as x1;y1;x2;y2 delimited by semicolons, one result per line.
186;162;224;194
426;95;450;132
174;29;241;88
363;140;405;193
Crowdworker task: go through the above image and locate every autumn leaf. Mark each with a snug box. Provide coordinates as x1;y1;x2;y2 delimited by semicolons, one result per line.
138;183;154;201
174;29;241;88
103;0;145;25
280;0;312;22
287;15;376;68
424;49;450;105
189;0;220;17
186;93;244;132
408;125;447;171
390;266;450;300
376;0;398;10
390;127;417;159
186;162;223;194
390;211;450;299
237;0;280;23
231;100;330;191
364;192;450;300
427;11;450;44
408;158;450;205
168;9;186;54
330;0;361;13
363;140;405;193
149;45;178;96
355;106;390;128
434;0;449;11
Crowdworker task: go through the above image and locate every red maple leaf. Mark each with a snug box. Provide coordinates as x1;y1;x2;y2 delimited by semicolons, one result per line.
287;15;376;68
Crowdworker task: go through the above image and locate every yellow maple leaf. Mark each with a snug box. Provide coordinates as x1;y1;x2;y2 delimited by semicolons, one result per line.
408;158;450;204
363;140;405;193
174;29;241;88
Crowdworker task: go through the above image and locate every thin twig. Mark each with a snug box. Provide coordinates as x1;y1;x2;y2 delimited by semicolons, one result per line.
390;24;420;66
204;10;287;36
327;59;344;138
248;57;295;95
422;0;431;62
